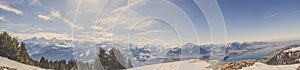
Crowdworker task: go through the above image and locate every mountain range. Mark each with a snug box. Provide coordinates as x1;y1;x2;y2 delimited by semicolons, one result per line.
19;37;300;67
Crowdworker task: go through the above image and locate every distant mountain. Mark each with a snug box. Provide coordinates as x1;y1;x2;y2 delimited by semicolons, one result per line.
20;37;270;61
21;37;109;61
166;43;210;57
20;37;300;67
166;42;270;60
226;42;267;50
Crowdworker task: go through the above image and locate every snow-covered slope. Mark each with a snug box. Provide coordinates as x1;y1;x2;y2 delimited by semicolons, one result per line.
127;59;213;70
0;56;45;70
128;59;299;70
241;62;299;70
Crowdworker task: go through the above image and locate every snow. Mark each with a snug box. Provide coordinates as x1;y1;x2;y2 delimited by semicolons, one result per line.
85;50;90;56
241;62;299;70
54;43;71;48
284;47;300;52
80;53;85;57
127;60;213;70
80;50;91;57
128;60;300;70
0;56;46;70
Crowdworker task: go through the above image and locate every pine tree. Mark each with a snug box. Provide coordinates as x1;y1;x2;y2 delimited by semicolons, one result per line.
98;47;109;69
53;61;60;70
39;56;49;68
127;59;133;68
67;59;76;70
20;42;30;64
60;60;67;70
108;48;127;70
0;32;57;69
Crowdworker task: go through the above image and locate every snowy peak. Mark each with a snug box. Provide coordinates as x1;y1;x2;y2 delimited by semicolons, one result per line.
22;37;73;48
283;45;300;52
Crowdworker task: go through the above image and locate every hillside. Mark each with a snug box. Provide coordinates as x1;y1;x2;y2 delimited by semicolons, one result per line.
127;59;300;70
260;45;300;65
127;59;213;70
0;56;45;70
241;62;299;70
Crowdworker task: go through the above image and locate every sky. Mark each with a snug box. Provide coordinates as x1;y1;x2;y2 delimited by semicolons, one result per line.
0;0;300;45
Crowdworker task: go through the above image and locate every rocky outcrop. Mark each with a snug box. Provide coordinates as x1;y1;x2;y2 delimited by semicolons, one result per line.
0;65;16;70
221;60;257;70
266;45;300;65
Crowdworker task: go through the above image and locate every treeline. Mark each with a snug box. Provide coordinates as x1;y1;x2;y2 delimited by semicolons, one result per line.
67;47;134;70
0;32;36;65
0;32;133;70
94;47;133;70
0;32;76;70
37;47;134;70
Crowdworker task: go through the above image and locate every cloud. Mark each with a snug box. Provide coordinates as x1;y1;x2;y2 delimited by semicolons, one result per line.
50;10;84;30
91;25;104;30
36;10;60;20
264;13;278;19
2;23;30;28
0;16;8;22
126;18;158;30
96;31;112;38
29;0;43;6
0;4;23;15
10;32;71;40
0;23;35;33
36;27;43;31
62;18;84;30
134;30;165;36
49;10;61;17
38;15;51;21
32;32;71;40
37;10;84;30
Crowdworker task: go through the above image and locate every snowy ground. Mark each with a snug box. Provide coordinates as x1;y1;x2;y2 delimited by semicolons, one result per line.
242;62;299;70
127;59;213;70
128;59;300;70
2;55;298;70
0;56;46;70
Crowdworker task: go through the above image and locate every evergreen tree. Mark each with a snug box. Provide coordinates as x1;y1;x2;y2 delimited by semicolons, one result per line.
107;48;127;70
0;32;135;70
95;47;133;70
127;59;133;68
60;60;67;70
98;47;109;69
53;61;61;70
19;42;30;63
0;32;18;60
39;56;49;68
67;59;77;70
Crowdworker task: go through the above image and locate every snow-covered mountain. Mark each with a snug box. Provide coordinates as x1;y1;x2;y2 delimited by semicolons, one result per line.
21;37;107;61
262;44;300;65
20;37;300;67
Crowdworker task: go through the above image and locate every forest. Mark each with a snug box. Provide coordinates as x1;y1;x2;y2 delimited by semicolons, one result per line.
0;32;133;70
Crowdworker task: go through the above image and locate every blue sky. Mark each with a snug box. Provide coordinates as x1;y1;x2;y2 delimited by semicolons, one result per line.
0;0;300;45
